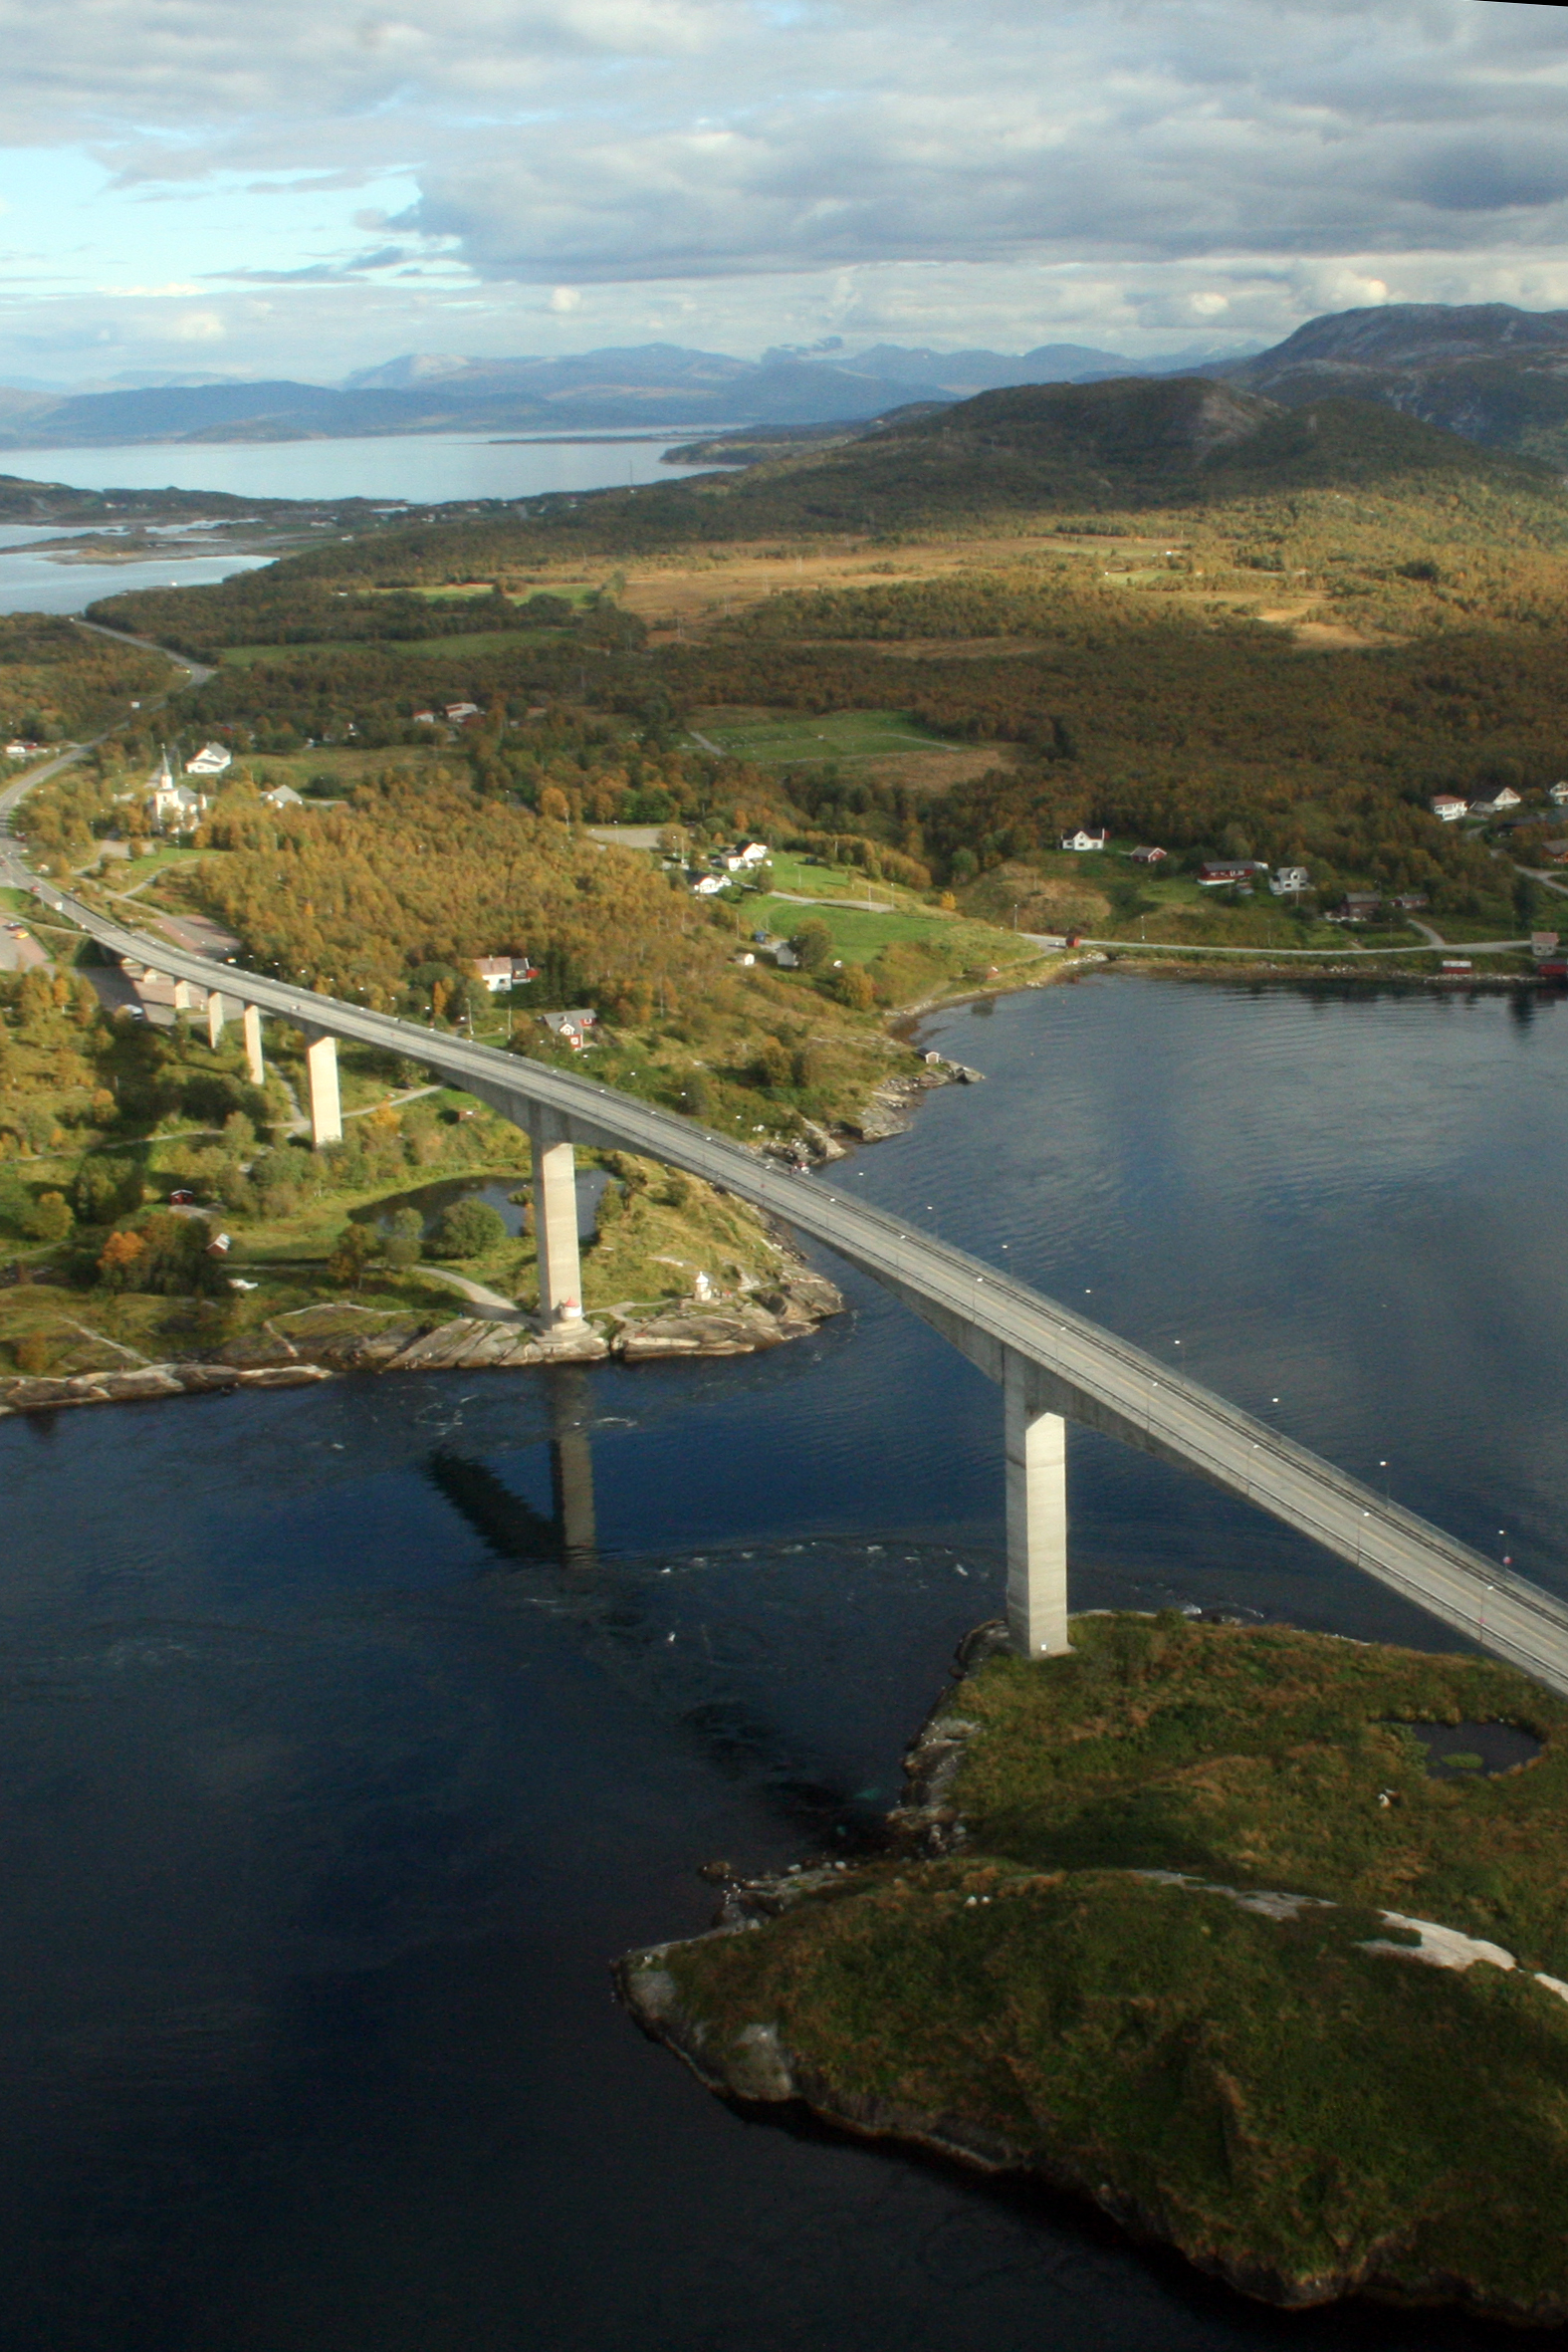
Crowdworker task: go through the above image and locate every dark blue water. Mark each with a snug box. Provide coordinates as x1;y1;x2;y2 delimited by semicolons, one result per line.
4;972;1566;2351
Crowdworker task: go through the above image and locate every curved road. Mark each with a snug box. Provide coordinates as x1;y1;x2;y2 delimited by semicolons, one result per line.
23;873;1568;1697
0;623;213;892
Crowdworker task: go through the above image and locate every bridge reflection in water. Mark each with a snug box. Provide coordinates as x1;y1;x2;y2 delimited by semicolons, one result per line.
36;879;1568;1701
427;1367;598;1570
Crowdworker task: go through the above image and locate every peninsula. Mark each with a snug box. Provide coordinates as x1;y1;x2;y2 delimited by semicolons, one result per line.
621;1613;1568;2322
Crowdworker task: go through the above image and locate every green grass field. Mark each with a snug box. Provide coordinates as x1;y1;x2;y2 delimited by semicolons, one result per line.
374;581;600;606
762;850;914;904
688;709;950;764
754;891;1036;972
98;844;214;892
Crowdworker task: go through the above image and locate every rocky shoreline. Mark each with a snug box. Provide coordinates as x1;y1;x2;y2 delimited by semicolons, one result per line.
0;1264;844;1419
615;1620;1568;2327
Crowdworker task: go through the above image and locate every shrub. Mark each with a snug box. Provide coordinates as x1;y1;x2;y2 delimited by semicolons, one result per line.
380;1205;423;1269
328;1222;377;1287
790;918;833;971
428;1198;507;1258
24;1191;73;1246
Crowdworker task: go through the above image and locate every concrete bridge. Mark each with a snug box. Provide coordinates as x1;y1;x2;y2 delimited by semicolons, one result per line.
30;877;1568;1700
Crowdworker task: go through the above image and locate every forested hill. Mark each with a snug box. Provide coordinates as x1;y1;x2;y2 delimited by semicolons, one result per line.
1213;303;1568;469
770;377;1554;504
176;376;1555;588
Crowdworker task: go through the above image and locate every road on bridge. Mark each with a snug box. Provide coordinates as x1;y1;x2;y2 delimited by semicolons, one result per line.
25;872;1568;1700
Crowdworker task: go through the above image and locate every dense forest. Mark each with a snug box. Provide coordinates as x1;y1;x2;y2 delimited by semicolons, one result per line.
0;614;166;744
184;771;739;1014
88;574;647;661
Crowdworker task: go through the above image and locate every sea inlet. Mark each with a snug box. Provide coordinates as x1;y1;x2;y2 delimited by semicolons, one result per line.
3;970;1567;2351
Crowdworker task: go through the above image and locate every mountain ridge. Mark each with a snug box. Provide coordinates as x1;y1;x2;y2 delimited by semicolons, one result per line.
0;337;1248;449
1213;303;1568;468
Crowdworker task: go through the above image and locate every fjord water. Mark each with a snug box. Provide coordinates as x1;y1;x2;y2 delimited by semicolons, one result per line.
4;972;1566;2352
0;432;723;612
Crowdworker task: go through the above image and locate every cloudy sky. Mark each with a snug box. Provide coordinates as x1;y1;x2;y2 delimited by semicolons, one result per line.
0;0;1563;384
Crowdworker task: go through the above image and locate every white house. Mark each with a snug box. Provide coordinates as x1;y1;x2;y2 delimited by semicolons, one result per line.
444;701;481;722
1550;783;1568;808
261;784;303;809
1060;827;1108;853
1468;785;1523;819
1270;866;1311;895
735;839;770;867
4;739;41;760
184;743;232;777
473;955;536;995
691;872;729;896
1431;795;1468;823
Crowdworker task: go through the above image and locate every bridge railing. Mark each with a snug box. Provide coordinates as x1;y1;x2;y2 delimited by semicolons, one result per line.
43;882;1568;1677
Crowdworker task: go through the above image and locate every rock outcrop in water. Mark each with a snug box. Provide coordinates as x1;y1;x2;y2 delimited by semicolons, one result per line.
0;1266;843;1416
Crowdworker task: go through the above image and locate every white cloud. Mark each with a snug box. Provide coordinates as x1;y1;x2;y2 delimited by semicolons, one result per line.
0;1;1560;376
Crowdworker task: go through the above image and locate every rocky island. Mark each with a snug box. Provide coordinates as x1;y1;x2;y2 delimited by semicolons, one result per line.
620;1613;1568;2323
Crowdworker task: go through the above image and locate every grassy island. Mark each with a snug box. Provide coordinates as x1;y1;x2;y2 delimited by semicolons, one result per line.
621;1615;1568;2321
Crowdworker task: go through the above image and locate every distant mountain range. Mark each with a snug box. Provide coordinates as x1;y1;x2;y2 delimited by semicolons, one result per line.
7;306;1568;462
0;338;1241;449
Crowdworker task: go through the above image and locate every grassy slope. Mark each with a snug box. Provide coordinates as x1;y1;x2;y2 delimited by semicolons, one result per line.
653;1618;1568;2313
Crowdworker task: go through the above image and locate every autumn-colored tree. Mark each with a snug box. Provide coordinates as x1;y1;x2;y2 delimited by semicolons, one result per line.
97;1228;146;1289
327;1221;377;1289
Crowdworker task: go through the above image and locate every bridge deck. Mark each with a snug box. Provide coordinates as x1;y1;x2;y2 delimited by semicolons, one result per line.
39;882;1568;1698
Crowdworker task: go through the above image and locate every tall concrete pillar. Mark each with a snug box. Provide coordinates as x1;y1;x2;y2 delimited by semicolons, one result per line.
172;979;193;1012
1005;1349;1070;1658
242;1003;265;1085
301;1027;342;1148
206;991;226;1050
529;1105;583;1325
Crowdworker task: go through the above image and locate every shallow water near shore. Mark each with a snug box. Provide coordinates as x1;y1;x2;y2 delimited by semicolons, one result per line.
4;970;1568;2350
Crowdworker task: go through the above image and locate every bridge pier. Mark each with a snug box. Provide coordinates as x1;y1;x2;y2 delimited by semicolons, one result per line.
206;990;226;1050
242;1003;265;1085
529;1105;583;1325
1005;1350;1070;1658
301;1027;342;1147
